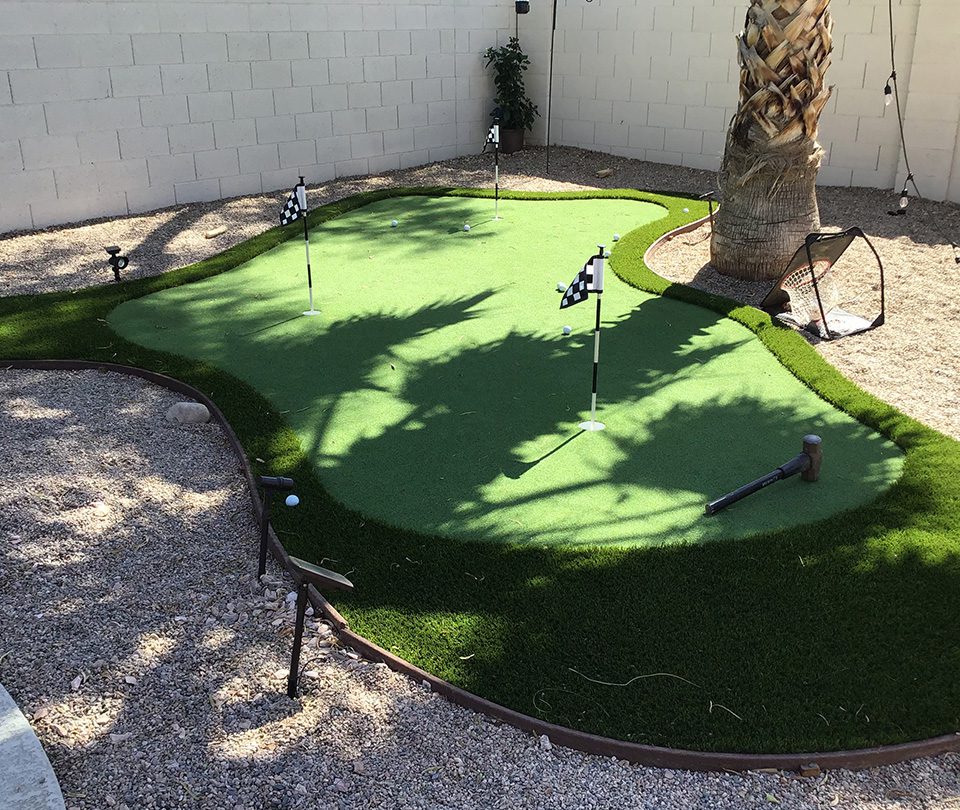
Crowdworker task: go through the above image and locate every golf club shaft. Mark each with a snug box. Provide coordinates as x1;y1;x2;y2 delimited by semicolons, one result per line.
705;453;810;515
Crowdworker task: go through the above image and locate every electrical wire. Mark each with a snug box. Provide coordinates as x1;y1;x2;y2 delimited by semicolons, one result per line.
885;0;960;263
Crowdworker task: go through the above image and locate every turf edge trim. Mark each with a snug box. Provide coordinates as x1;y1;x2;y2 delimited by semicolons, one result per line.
7;359;960;774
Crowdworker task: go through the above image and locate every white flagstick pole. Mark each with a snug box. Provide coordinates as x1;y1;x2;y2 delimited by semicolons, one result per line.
300;176;319;317
579;247;605;432
494;122;500;220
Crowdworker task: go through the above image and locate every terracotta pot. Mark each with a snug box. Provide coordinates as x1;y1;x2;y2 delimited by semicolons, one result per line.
500;128;524;155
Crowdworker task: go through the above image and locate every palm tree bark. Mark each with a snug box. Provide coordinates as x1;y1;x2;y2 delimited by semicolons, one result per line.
711;0;834;281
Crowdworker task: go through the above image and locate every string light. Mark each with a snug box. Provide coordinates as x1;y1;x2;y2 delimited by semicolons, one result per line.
884;0;960;263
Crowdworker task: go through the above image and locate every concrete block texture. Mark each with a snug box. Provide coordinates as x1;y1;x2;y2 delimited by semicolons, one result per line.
2;0;958;233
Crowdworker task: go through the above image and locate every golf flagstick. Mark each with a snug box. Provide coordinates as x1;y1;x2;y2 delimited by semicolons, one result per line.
582;247;605;431
484;118;501;220
298;177;319;316
559;246;607;431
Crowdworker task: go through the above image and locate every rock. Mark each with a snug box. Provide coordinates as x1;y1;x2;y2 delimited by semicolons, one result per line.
70;674;83;691
124;675;138;685
799;762;821;778
109;732;134;744
165;402;211;425
595;168;614;178
539;734;552;751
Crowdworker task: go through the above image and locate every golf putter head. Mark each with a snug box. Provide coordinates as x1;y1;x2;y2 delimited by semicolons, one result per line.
801;435;822;482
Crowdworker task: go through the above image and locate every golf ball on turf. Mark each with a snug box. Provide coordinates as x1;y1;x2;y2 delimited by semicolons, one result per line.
285;494;300;507
562;325;572;335
683;207;689;213
390;219;398;227
612;233;620;242
463;224;471;232
557;281;565;292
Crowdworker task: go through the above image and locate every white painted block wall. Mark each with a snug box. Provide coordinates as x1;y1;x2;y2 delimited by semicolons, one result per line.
518;0;957;203
0;0;513;233
1;0;957;234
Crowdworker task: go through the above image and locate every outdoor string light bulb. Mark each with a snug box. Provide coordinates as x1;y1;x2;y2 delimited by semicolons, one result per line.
899;187;910;209
884;80;893;107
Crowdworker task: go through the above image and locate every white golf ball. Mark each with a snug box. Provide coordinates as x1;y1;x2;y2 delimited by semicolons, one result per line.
285;494;300;507
682;207;689;214
612;233;620;242
562;325;572;335
556;281;565;292
390;219;398;228
463;224;471;232
603;250;611;258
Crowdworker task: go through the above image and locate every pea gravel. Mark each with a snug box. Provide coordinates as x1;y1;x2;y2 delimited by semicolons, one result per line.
2;368;960;809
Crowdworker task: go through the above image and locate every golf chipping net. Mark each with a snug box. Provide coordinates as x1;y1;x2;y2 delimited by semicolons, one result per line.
762;228;885;340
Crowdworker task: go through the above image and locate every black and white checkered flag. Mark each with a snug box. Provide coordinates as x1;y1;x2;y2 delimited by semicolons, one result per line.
486;123;499;147
560;254;603;309
560;264;590;309
279;184;304;226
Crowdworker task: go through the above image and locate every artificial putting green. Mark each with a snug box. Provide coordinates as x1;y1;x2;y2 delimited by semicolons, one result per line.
8;188;959;755
110;196;902;548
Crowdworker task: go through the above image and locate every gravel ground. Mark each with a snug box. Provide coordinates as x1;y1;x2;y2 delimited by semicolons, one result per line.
3;368;960;809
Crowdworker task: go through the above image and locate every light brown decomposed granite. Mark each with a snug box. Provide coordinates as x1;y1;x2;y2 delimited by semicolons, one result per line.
3;367;960;809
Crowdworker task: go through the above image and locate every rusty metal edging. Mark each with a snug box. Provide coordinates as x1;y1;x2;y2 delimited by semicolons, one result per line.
8;359;960;773
642;211;714;269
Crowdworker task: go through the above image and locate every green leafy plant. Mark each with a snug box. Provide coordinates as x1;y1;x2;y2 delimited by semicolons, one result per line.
483;37;539;131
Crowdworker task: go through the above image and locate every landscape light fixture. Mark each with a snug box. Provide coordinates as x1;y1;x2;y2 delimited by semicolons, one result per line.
256;475;297;579
515;1;529;13
286;555;354;698
104;245;128;282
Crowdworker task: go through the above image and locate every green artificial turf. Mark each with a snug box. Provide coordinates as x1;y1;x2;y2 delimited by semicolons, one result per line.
109;196;902;548
3;188;959;755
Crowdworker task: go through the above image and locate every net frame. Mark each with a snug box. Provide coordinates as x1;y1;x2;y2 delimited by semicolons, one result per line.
761;227;886;340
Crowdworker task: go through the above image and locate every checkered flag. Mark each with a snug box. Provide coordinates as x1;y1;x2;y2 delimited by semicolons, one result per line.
485;123;499;148
560;254;603;309
560;264;590;309
279;184;304;226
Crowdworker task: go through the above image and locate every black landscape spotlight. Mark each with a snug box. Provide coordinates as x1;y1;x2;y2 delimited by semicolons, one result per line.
515;1;530;12
286;555;354;698
257;475;298;579
104;245;128;282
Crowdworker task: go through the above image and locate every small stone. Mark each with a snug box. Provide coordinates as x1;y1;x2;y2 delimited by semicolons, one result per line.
539;734;552;751
109;732;134;744
124;675;138;685
165;402;211;425
70;674;83;691
352;761;368;775
333;779;350;793
595;168;613;178
799;762;821;778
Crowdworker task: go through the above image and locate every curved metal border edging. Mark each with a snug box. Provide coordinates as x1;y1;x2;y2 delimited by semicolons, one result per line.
8;358;960;773
642;211;714;269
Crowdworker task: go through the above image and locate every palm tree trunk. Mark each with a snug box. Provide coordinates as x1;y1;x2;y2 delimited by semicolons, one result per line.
711;0;834;281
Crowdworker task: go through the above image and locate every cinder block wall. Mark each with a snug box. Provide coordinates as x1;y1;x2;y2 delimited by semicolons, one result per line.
0;1;512;233
2;0;958;234
518;0;958;203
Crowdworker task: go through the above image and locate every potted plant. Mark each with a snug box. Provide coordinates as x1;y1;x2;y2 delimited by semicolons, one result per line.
483;37;539;154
